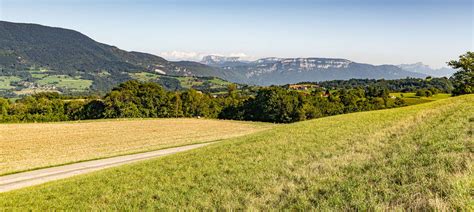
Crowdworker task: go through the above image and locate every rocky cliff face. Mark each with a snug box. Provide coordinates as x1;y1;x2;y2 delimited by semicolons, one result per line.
201;56;427;85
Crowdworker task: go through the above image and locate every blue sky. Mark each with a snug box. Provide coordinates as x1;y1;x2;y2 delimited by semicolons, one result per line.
0;0;472;67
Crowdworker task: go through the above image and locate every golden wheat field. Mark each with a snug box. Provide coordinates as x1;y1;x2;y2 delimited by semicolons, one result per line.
0;118;273;175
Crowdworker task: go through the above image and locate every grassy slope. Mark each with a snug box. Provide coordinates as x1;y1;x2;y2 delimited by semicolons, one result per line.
1;67;92;93
390;92;451;106
0;119;272;175
37;75;93;91
0;95;472;210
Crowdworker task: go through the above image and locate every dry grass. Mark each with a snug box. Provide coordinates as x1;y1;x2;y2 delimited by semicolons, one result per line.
0;118;272;175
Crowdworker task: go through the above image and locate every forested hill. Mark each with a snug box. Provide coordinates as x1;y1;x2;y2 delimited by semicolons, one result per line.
0;21;158;71
0;21;235;95
0;21;221;76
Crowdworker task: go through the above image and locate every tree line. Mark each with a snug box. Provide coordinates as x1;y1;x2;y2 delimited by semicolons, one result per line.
218;85;404;123
0;80;405;123
303;77;454;94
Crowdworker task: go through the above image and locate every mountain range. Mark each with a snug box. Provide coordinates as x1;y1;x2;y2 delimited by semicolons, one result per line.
0;20;441;94
201;56;430;85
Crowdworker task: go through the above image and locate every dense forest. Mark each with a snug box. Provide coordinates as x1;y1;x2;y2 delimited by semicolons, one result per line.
300;77;453;93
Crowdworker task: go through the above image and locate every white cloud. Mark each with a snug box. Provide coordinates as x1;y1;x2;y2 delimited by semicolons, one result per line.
158;51;205;61
158;51;255;62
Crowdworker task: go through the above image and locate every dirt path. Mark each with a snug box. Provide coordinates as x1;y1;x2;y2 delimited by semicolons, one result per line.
0;142;214;193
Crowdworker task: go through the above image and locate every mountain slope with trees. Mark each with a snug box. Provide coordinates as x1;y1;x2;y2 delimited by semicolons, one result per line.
0;21;222;76
0;21;229;94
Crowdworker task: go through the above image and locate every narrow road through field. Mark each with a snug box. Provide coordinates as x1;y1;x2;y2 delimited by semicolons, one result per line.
0;142;214;193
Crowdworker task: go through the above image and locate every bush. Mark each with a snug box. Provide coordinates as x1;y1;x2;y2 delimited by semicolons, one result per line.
416;89;433;97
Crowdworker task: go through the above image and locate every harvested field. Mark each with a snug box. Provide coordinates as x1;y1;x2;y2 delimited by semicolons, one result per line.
0;118;272;175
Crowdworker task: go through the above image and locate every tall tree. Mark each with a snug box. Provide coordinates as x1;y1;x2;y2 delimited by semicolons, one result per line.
0;98;9;120
448;52;474;95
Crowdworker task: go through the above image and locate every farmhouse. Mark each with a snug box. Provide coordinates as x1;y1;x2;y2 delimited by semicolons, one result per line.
288;84;319;91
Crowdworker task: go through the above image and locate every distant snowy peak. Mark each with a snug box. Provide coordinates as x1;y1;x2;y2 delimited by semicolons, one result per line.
397;62;431;71
397;62;455;77
201;55;242;65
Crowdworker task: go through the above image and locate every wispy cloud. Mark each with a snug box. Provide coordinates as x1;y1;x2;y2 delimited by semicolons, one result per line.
159;51;255;61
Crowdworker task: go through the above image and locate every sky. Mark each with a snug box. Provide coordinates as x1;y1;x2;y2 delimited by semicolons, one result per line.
0;0;472;68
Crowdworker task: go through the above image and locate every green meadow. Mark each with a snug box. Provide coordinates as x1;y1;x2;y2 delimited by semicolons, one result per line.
0;76;21;89
0;94;472;210
37;75;93;91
